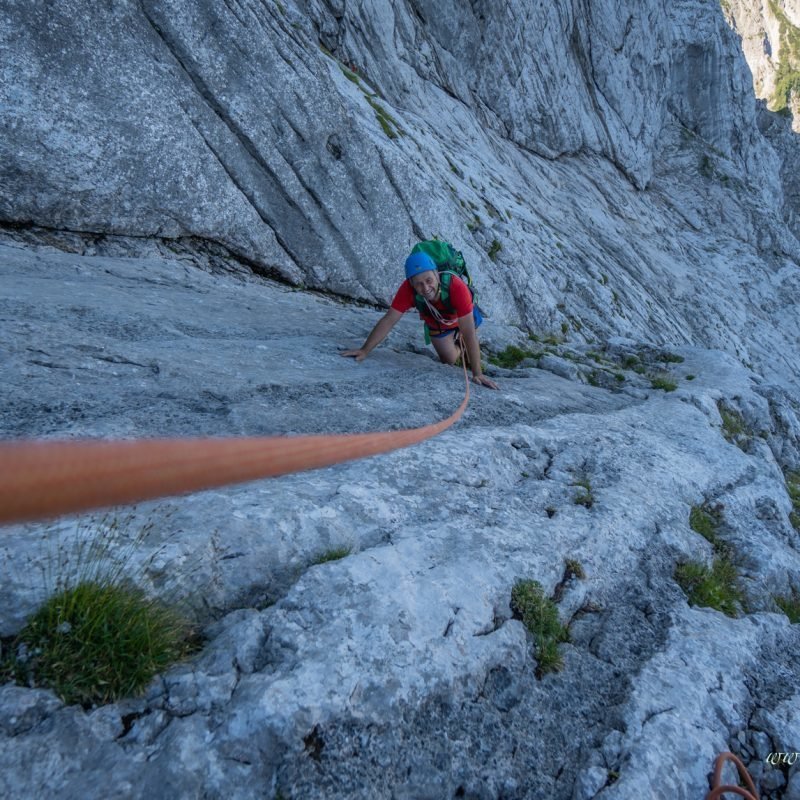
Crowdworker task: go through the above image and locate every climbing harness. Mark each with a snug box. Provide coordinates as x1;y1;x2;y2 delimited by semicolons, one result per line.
0;358;471;526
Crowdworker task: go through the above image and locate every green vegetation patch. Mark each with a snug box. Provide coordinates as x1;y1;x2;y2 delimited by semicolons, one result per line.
564;559;586;580
364;94;402;138
510;579;569;676
339;63;361;85
488;344;539;369
690;504;724;550
675;557;743;617
337;60;403;139
768;0;800;112
573;477;594;509
488;239;502;261
650;373;678;392
311;547;352;565
718;402;750;449
787;472;800;531
775;587;800;623
4;581;192;707
620;354;640;369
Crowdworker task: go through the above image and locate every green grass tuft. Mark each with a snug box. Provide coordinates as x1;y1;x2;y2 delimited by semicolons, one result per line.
564;559;586;580
311;547;352;565
675;557;742;617
573;478;594;509
488;344;537;369
718;403;749;448
689;505;723;549
775;587;800;623
510;580;569;676
621;355;640;369
339;64;360;84
488;239;502;261
5;581;192;707
650;373;678;392
1;513;195;708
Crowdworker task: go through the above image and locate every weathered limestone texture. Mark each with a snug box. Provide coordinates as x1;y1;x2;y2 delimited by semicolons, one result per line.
2;1;799;387
2;243;800;799
724;0;800;130
1;0;800;798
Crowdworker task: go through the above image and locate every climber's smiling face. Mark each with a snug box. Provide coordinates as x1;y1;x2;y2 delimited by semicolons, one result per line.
409;270;439;302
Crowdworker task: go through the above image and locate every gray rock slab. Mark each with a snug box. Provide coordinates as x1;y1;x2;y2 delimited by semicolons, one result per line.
2;245;800;798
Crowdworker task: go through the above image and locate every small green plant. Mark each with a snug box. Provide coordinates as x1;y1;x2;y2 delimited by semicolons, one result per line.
660;352;685;364
573;478;594;509
510;579;569;676
1;514;194;707
675;557;742;617
339;64;360;85
488;344;535;369
621;355;640;369
4;581;191;707
786;472;800;531
615;373;625;383
650;373;678;392
488;239;502;261
560;321;569;335
564;559;586;580
587;370;601;387
775;587;800;623
689;505;724;550
367;97;400;138
542;334;563;346
311;547;352;565
686;374;696;381
718;402;749;447
446;157;462;177
535;637;564;675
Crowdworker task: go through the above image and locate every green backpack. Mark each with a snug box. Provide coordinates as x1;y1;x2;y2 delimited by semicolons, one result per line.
409;239;476;316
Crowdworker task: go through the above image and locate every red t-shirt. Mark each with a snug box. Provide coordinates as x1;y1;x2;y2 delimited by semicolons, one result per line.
390;274;473;331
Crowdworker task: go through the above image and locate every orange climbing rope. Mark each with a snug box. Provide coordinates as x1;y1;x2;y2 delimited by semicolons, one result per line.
0;355;471;526
705;752;759;800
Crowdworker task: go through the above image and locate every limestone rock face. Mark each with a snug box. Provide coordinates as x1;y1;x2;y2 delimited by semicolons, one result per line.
724;0;800;131
2;245;800;800
2;2;800;797
1;0;798;391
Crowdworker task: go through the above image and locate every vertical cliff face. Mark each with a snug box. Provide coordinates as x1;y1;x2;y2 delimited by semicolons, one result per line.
723;0;800;128
0;0;798;380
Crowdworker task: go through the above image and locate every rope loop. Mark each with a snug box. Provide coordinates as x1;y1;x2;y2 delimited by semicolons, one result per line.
705;752;759;800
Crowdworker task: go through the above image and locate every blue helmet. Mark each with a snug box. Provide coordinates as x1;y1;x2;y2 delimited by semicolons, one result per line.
404;251;437;280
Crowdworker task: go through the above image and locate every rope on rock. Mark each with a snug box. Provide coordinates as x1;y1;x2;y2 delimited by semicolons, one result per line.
705;752;759;800
0;357;470;527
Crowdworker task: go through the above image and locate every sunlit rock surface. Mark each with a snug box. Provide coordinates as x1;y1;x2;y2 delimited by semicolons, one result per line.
2;0;800;797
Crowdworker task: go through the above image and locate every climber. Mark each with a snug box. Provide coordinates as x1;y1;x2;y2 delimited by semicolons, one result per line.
341;252;499;389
